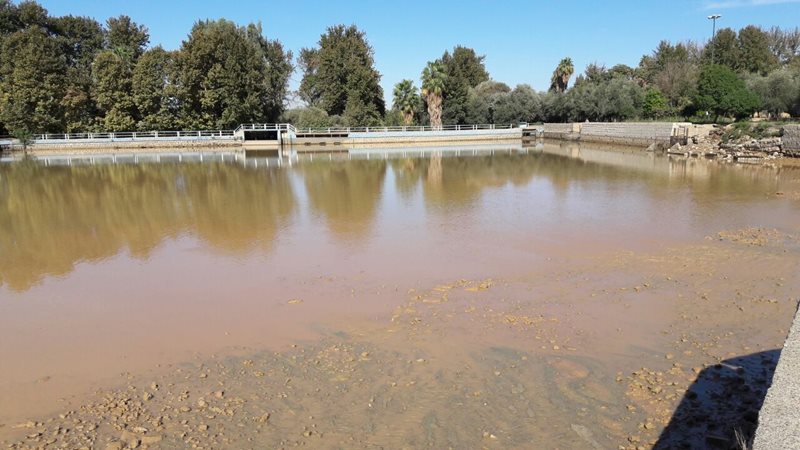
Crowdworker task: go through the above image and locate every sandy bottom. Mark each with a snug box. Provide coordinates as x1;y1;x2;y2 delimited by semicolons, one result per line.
2;226;799;450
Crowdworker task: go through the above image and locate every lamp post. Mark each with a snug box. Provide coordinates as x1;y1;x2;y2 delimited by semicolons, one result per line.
707;14;722;65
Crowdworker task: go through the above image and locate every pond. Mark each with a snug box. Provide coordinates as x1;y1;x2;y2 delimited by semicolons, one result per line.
1;142;799;448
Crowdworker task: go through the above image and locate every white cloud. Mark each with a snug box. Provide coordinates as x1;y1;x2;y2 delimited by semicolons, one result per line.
703;0;800;10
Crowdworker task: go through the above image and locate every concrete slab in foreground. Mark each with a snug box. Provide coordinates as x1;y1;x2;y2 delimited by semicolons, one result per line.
753;303;800;450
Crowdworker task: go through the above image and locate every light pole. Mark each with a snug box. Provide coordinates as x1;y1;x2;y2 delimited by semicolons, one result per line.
707;14;722;65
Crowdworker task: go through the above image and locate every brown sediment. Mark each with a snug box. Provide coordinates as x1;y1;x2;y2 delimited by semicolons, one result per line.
1;149;800;449
1;229;798;449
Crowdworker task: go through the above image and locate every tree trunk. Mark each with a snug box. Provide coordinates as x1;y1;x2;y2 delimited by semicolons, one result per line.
426;93;442;129
403;111;413;126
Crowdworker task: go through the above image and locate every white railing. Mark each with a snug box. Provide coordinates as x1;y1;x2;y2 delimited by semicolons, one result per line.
235;123;297;134
6;123;530;146
295;123;520;135
33;129;236;143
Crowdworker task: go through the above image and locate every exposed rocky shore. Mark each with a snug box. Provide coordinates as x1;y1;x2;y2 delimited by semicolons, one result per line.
660;124;800;163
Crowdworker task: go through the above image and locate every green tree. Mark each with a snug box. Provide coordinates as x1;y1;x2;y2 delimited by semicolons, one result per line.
465;80;511;124
560;74;644;122
53;15;105;131
638;41;699;112
392;79;420;125
441;46;489;87
540;90;570;122
175;19;292;129
105;15;148;61
132;46;177;130
439;46;489;124
342;86;382;126
247;23;293;123
608;64;637;81
642;87;669;118
694;64;760;120
493;84;542;124
10;127;32;151
298;25;384;118
93;50;138;130
54;15;104;68
281;107;338;129
580;63;611;84
0;25;67;133
0;0;22;38
549;57;574;93
472;80;511;98
746;68;800;117
704;28;740;69
737;25;779;75
421;61;446;128
383;109;405;127
297;47;320;107
90;15;146;131
12;0;49;30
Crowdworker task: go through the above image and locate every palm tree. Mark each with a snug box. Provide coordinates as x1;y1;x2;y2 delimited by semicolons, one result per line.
393;79;419;126
549;57;574;93
421;61;446;128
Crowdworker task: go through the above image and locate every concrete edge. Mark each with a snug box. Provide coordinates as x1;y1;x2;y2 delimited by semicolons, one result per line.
753;302;800;450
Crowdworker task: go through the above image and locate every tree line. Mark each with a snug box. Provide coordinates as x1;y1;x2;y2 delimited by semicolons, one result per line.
0;0;292;137
1;0;799;137
291;24;799;127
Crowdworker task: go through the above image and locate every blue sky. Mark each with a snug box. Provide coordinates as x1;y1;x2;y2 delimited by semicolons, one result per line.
38;0;800;106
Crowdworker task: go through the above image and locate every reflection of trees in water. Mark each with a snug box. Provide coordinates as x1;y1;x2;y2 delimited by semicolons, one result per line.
0;162;296;292
1;150;791;292
393;147;787;213
186;164;295;252
300;160;387;239
427;152;442;185
392;153;541;208
539;141;788;200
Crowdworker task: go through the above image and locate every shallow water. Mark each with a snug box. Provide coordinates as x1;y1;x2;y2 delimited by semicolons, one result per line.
1;141;799;448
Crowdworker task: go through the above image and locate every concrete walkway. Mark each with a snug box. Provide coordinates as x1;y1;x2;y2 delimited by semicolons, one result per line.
753;303;800;449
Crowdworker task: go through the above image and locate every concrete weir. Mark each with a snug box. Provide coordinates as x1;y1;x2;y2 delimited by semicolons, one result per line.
753;304;800;450
5;123;532;156
291;126;525;152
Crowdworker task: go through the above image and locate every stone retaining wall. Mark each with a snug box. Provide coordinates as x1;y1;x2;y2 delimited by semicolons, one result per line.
782;125;800;157
753;304;800;450
580;122;688;146
544;122;689;146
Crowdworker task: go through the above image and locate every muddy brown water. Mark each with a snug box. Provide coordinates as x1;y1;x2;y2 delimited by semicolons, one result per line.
1;142;799;449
